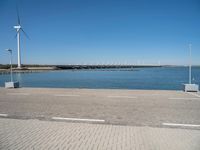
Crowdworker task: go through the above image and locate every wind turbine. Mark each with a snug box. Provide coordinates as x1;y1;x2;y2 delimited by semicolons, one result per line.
14;8;29;69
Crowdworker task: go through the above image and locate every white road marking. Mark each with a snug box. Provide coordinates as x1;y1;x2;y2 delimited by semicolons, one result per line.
107;96;137;99
52;117;105;122
0;114;8;117
163;123;200;127
54;94;80;97
187;92;200;98
168;97;200;100
139;94;166;96
6;93;30;96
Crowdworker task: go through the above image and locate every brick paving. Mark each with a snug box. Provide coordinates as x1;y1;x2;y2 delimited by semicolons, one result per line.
0;118;200;150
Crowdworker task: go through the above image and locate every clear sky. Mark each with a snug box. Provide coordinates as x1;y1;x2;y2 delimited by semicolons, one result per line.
0;0;200;65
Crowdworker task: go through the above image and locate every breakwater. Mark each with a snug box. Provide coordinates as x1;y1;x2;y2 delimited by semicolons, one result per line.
0;65;162;74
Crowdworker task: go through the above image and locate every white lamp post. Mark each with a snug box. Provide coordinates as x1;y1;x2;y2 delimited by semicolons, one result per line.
183;44;199;92
189;44;192;84
6;49;13;82
5;49;19;88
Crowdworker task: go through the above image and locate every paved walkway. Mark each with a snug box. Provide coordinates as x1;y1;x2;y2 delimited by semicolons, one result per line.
0;118;200;150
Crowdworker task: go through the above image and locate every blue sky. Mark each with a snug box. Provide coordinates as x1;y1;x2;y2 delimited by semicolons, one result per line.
0;0;200;65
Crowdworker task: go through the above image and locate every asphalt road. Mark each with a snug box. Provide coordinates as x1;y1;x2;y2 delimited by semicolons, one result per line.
0;88;200;129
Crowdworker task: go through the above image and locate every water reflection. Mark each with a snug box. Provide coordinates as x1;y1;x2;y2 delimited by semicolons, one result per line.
15;73;22;83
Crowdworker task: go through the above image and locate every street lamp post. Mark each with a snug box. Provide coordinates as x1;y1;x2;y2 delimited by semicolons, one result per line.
183;44;199;92
5;49;19;88
189;44;192;84
6;49;13;82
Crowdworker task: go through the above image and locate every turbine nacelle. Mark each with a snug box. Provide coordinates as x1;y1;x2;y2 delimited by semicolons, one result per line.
14;25;21;29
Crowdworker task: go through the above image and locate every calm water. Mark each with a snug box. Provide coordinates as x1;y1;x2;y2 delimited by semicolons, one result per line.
0;67;200;90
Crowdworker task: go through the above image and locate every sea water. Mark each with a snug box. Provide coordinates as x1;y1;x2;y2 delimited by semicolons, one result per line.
0;67;199;90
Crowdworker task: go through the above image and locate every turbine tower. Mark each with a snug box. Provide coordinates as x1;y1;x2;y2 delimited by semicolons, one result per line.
14;8;29;69
14;24;21;68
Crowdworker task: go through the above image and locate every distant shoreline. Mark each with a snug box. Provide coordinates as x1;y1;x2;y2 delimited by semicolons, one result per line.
0;64;163;74
0;64;199;74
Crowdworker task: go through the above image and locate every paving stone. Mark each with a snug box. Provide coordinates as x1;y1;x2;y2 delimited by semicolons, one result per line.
0;118;200;150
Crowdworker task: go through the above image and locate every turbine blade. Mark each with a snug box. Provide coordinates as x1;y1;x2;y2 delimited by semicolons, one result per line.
16;6;21;25
14;33;17;39
21;28;30;40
